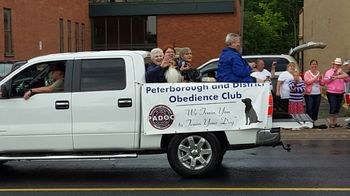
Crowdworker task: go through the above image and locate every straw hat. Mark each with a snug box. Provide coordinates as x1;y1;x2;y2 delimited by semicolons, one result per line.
333;57;342;65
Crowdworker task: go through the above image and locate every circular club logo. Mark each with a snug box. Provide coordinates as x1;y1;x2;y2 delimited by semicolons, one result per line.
148;105;175;130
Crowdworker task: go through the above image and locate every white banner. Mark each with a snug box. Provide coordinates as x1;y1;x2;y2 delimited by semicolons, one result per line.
142;83;270;135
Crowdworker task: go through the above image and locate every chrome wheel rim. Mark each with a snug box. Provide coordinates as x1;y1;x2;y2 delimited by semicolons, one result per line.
177;135;212;170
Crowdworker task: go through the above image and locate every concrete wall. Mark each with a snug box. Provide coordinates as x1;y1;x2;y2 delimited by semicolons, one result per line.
0;0;90;61
302;0;350;73
157;1;240;67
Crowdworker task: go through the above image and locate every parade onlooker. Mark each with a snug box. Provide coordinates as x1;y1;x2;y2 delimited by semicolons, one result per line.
288;70;305;114
217;33;253;83
250;59;276;82
276;62;296;112
303;59;324;127
332;59;350;128
323;58;350;128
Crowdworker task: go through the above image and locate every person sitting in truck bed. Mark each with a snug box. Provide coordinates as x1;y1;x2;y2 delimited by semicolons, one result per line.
146;48;169;83
23;65;65;100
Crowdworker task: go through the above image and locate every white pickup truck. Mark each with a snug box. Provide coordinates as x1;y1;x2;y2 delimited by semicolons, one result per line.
0;51;312;177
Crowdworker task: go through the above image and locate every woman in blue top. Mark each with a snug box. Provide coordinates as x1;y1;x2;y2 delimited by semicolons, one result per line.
146;48;168;83
217;33;253;83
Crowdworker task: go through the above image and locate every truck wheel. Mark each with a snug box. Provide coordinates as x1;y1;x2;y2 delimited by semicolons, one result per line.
167;133;222;177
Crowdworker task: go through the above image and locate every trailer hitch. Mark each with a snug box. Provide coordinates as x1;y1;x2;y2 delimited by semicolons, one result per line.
281;143;291;152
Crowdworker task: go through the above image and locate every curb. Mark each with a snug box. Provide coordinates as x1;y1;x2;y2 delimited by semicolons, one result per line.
281;128;350;140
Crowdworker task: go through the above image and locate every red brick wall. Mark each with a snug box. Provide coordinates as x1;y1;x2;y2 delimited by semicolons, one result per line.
157;1;240;67
0;0;90;61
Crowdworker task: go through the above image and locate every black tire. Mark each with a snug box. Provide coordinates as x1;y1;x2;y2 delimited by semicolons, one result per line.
167;133;222;177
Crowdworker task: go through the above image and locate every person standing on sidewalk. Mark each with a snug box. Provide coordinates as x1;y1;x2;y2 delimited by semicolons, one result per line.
333;59;350;128
323;58;350;128
276;62;296;112
304;60;325;128
288;70;305;114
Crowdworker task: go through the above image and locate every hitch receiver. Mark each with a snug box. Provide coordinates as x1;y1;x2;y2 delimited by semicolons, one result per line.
282;143;291;152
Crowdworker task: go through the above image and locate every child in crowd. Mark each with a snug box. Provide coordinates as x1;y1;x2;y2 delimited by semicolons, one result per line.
288;71;305;114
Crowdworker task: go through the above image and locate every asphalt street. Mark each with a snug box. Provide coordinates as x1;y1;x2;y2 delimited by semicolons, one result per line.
0;139;349;196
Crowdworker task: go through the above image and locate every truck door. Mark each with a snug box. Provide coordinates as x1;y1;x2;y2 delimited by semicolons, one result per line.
0;60;73;152
71;57;136;150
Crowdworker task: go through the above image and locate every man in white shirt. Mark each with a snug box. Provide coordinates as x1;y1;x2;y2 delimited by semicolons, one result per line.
250;59;275;82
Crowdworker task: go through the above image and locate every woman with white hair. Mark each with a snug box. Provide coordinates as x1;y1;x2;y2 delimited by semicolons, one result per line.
177;47;200;82
146;48;169;83
217;33;253;83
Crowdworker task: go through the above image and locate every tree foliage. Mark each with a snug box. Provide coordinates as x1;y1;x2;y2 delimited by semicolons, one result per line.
243;0;303;55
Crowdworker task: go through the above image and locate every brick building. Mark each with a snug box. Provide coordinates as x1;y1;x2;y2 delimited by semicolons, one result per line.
90;0;241;67
0;0;90;61
0;0;241;67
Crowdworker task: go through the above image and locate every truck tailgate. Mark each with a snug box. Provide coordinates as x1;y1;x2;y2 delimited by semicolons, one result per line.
272;113;313;129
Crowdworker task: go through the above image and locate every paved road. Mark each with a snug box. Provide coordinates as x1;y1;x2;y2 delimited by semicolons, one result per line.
0;140;349;196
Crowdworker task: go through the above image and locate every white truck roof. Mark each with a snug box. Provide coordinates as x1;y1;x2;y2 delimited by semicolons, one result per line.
28;50;149;63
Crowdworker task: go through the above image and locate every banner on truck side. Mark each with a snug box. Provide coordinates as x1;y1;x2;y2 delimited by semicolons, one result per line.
142;83;270;135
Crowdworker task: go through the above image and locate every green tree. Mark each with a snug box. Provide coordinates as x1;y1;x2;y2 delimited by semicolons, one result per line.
243;0;303;55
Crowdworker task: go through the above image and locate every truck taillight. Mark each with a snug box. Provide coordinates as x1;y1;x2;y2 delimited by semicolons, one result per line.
268;94;273;116
268;94;273;105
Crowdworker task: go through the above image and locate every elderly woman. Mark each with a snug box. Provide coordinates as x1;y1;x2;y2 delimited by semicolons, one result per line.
323;58;349;128
145;48;168;83
178;47;200;82
276;62;296;112
217;33;252;83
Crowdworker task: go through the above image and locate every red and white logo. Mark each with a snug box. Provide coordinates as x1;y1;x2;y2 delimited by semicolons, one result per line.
148;105;175;130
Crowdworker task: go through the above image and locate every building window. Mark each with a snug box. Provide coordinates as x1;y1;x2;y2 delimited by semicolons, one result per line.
59;18;64;52
81;23;85;51
67;20;72;52
3;8;14;56
92;16;156;51
75;22;79;52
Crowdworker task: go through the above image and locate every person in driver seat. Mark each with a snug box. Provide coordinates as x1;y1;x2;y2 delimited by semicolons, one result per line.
23;65;65;100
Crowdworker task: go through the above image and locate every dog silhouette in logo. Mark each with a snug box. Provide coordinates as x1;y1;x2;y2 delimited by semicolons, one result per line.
242;98;262;125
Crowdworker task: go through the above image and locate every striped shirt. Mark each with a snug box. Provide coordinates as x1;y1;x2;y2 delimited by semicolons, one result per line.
288;80;305;102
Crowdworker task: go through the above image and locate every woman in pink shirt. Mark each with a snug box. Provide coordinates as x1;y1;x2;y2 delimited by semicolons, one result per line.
323;58;350;128
304;60;324;127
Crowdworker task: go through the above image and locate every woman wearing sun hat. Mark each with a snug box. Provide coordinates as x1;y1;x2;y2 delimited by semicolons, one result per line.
323;57;350;128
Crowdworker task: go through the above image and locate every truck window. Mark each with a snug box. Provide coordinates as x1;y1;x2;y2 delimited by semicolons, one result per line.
7;61;67;98
80;58;126;91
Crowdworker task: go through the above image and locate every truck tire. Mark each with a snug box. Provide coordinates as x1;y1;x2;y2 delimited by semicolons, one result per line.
167;133;222;177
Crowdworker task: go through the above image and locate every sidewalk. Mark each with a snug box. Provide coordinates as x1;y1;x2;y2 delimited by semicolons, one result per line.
281;117;350;140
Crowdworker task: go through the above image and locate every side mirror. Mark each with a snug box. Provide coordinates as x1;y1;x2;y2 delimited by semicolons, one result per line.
0;85;9;98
